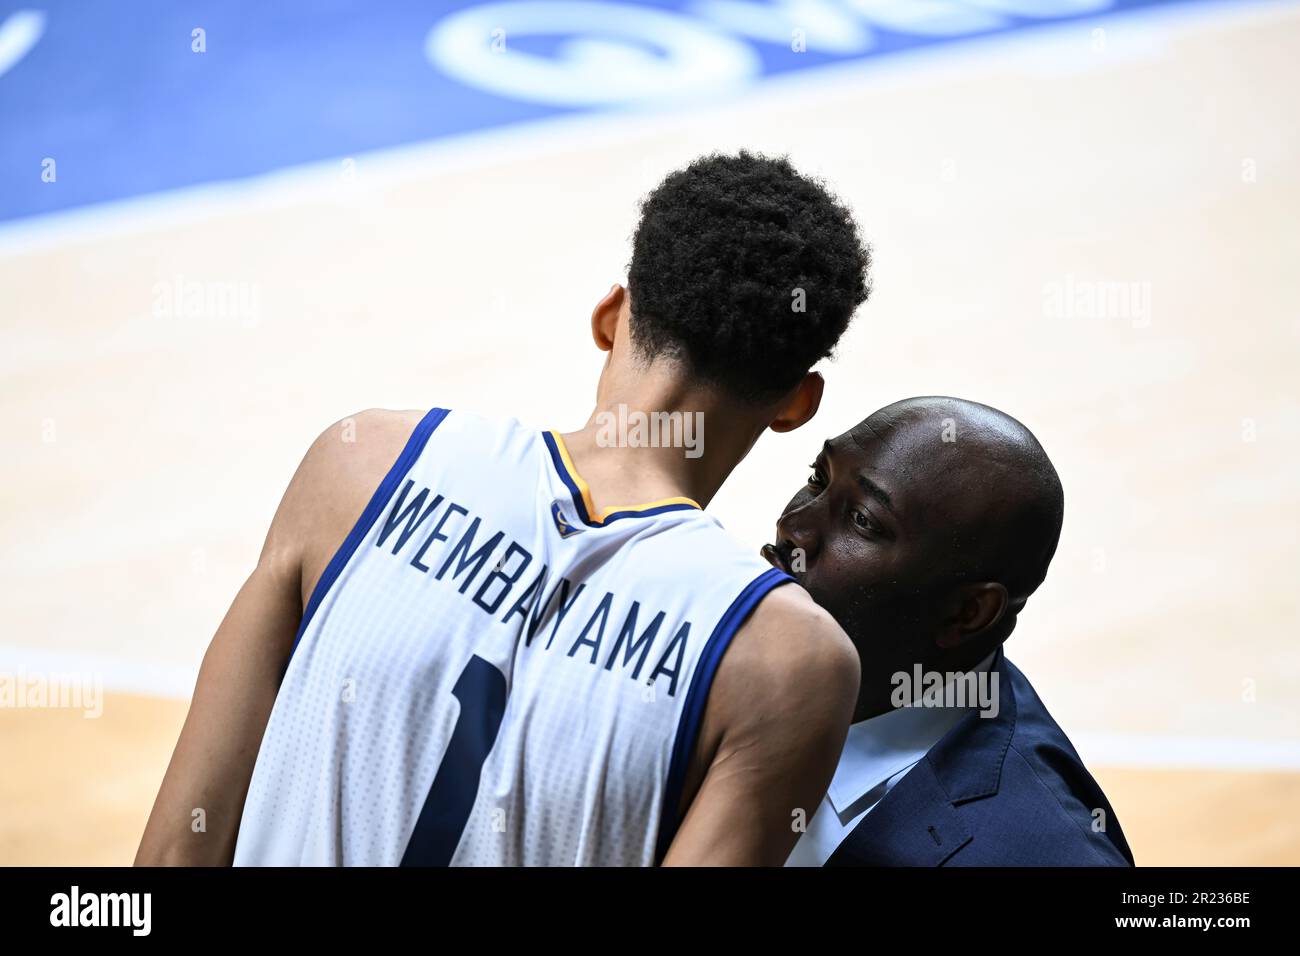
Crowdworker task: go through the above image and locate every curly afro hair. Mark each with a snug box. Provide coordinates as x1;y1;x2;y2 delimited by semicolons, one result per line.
627;151;871;403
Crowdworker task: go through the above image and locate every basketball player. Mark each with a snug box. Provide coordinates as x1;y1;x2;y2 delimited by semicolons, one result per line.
136;152;873;866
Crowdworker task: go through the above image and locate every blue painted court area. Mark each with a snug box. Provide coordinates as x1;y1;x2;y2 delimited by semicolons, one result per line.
0;0;1204;224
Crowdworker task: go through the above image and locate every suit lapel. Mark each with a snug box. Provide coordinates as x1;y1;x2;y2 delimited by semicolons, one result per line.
825;650;1018;866
826;759;971;866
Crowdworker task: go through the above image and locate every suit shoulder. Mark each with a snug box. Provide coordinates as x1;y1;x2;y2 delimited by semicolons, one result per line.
998;744;1133;865
996;662;1134;865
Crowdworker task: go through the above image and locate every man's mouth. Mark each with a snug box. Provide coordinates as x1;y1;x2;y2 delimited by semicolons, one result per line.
761;543;794;576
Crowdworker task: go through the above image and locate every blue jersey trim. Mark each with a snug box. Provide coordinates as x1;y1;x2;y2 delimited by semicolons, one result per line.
287;407;451;662
541;430;700;529
599;502;696;524
542;430;594;525
653;566;795;862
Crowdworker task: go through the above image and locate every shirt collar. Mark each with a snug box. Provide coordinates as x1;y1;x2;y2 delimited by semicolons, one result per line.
825;651;997;816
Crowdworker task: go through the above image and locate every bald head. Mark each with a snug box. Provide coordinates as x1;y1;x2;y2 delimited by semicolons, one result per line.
849;396;1064;609
767;396;1064;716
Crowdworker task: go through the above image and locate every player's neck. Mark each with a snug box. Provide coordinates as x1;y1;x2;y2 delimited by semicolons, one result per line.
561;387;765;512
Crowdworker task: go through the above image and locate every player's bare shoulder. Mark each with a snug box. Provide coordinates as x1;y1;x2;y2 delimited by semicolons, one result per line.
285;408;429;604
726;583;860;714
694;581;859;771
304;408;426;483
669;581;860;854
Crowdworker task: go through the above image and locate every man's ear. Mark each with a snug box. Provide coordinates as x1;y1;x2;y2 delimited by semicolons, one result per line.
590;284;624;352
768;371;824;434
936;582;1008;649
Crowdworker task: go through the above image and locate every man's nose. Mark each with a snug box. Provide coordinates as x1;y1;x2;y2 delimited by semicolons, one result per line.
777;504;820;566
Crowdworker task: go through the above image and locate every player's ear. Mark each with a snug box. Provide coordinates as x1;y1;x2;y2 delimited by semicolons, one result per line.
768;371;824;433
590;283;624;352
936;582;1008;649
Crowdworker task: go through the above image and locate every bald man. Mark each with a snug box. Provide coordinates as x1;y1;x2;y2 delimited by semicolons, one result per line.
766;397;1133;866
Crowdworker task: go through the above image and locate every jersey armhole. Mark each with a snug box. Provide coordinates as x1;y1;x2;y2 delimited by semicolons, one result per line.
286;407;451;663
652;566;794;862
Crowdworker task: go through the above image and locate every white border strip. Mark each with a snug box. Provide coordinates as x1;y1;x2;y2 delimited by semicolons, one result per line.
1074;733;1300;772
3;645;1298;772
0;644;196;700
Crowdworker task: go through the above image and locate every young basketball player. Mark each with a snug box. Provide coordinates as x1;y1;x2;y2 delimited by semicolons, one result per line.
136;152;873;866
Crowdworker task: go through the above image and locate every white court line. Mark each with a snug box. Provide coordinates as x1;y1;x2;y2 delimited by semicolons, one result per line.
1073;733;1300;773
0;0;1289;258
3;645;1298;772
0;644;196;701
2;0;1296;773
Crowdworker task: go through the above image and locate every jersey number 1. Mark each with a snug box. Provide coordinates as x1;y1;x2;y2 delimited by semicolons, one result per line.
400;655;507;866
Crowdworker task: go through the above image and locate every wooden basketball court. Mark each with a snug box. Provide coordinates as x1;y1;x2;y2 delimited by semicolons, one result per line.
2;0;1297;865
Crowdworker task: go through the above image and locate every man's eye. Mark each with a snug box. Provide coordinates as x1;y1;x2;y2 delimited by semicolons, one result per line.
806;464;824;487
852;510;874;531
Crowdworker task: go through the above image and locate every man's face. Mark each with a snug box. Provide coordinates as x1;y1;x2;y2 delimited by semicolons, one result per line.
762;415;966;686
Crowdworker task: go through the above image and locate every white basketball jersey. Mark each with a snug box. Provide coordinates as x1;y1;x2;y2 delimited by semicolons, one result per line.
233;408;791;866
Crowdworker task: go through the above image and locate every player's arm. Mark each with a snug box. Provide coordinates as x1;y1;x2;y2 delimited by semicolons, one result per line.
661;585;859;867
135;410;422;865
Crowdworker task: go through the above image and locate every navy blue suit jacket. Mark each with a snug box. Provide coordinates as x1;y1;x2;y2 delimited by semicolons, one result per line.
826;650;1134;866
